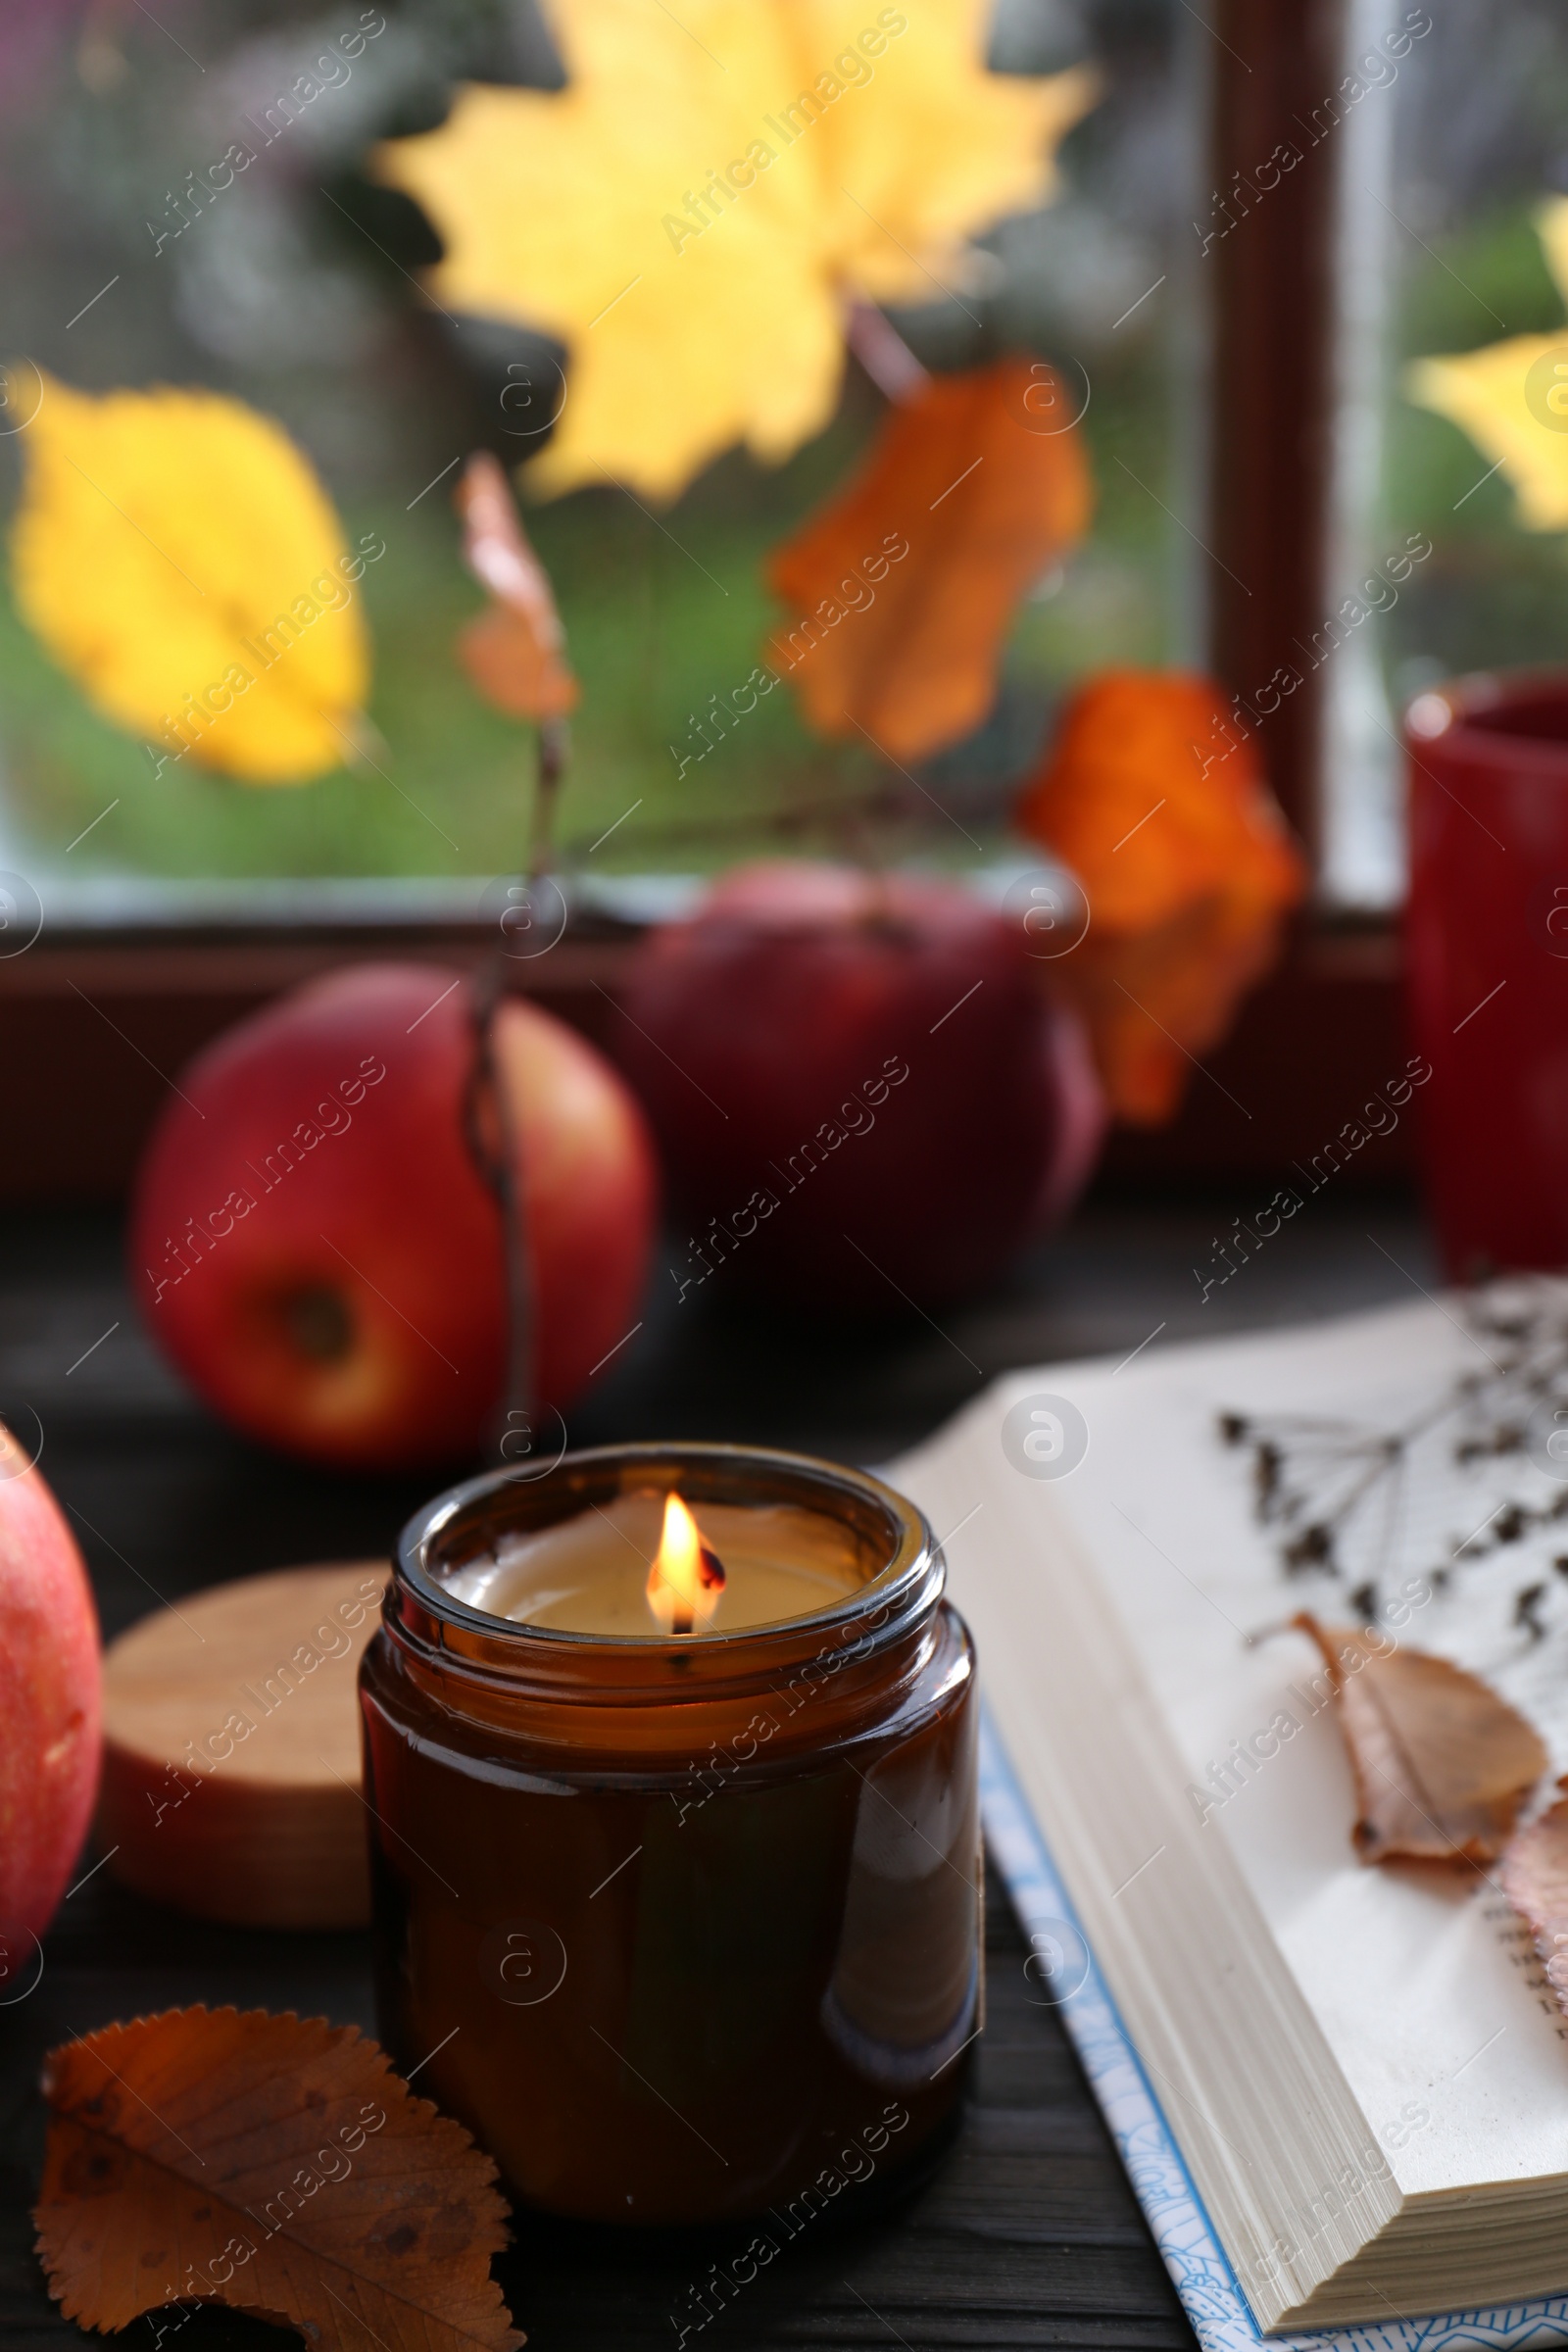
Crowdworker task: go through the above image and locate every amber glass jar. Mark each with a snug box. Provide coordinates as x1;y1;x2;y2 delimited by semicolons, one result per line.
359;1443;979;2228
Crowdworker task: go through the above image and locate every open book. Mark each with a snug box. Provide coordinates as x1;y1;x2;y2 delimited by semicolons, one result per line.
891;1292;1568;2336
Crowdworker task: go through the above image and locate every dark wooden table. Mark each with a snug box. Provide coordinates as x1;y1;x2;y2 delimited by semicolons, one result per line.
0;1190;1437;2352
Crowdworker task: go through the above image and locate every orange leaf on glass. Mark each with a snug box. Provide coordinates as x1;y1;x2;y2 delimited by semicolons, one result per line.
34;2004;522;2352
765;358;1092;763
1501;1793;1568;2016
1013;670;1305;1124
1291;1615;1546;1868
454;451;577;722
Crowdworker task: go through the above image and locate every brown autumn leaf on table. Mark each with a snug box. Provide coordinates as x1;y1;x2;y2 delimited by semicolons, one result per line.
765;357;1093;763
1501;1792;1568;2016
454;451;578;722
1292;1615;1547;1868
34;2005;522;2352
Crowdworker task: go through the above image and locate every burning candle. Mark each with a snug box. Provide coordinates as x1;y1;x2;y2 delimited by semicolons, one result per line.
361;1444;980;2230
646;1492;724;1634
442;1485;862;1636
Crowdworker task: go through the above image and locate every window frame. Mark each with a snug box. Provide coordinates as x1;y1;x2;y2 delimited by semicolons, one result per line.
1;0;1411;1204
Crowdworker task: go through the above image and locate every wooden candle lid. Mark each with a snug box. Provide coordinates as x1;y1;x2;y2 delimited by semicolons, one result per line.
98;1561;388;1933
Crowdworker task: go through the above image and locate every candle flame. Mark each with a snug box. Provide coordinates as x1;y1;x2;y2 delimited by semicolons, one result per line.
647;1492;726;1635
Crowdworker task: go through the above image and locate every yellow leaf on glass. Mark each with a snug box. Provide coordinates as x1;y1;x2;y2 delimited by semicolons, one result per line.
375;0;1096;502
10;375;371;783
1404;198;1568;532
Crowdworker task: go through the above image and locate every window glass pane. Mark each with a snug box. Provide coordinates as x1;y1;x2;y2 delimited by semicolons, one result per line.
1326;0;1568;908
0;0;1188;913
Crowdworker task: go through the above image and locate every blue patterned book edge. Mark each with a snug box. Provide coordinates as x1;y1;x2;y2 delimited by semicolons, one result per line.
977;1706;1568;2352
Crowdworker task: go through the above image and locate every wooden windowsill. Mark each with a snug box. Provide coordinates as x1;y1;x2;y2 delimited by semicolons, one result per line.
1098;912;1411;1186
0;909;1407;1203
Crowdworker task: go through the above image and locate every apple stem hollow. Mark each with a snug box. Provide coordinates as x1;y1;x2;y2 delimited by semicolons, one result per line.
284;1285;354;1363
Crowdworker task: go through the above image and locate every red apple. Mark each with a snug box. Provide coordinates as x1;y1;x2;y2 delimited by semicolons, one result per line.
618;861;1102;1312
130;963;659;1471
0;1440;101;1944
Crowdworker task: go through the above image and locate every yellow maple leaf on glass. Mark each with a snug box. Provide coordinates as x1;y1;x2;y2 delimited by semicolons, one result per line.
10;375;371;783
374;0;1096;502
1405;198;1568;531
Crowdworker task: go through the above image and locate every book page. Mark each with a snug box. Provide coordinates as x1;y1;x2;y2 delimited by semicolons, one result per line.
922;1291;1568;2204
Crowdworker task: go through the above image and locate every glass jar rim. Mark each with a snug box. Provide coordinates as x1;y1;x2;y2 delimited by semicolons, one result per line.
388;1441;942;1704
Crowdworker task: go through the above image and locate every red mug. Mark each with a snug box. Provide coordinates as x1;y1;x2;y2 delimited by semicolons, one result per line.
1406;669;1568;1277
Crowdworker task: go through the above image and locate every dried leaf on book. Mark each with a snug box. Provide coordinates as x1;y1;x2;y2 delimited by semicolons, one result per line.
454;451;577;722
765;358;1092;763
1501;1793;1568;2015
34;2005;521;2352
1292;1615;1546;1867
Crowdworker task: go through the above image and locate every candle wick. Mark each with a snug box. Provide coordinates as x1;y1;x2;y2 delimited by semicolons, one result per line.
672;1602;694;1638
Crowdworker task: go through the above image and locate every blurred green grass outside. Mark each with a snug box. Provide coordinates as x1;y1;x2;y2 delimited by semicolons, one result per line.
0;349;1173;886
